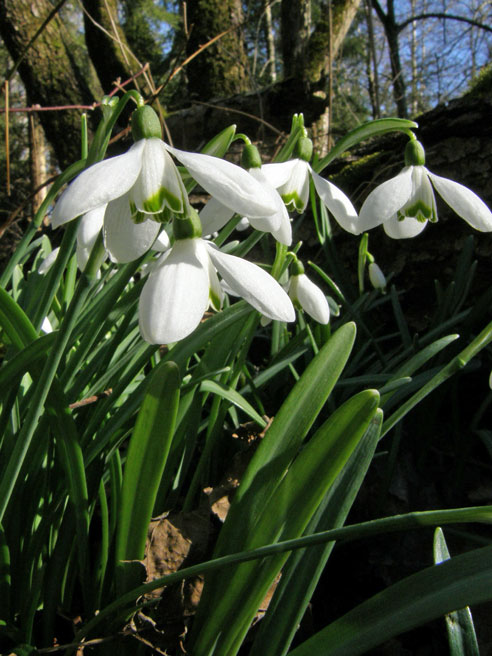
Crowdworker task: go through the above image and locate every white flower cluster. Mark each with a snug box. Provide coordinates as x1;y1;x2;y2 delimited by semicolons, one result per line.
51;107;492;345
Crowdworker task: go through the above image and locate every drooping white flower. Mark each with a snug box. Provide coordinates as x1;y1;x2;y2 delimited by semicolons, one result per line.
138;214;295;344
261;157;359;234
288;260;330;324
198;166;292;246
358;139;492;238
51;106;279;263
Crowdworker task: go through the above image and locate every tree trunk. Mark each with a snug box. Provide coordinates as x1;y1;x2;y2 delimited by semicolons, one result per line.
82;0;144;95
185;0;250;100
305;0;361;84
0;0;103;168
305;0;362;154
281;0;311;80
372;0;408;117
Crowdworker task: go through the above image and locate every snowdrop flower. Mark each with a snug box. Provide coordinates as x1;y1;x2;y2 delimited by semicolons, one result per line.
368;262;386;291
261;136;359;234
288;258;330;324
51;106;279;263
199;143;292;246
138;211;295;344
358;139;492;238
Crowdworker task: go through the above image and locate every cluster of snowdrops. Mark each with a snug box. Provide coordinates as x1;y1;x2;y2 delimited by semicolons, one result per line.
49;99;492;345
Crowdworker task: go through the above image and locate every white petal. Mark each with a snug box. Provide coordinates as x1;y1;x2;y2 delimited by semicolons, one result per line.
260;160;300;188
311;171;359;234
291;274;330;324
138;239;210;344
269;210;292;245
383;213;427;239
76;206;105;271
206;245;295;322
427;171;492;232
153;230;171;252
132;139;187;214
358;167;414;232
276;159;310;212
77;206;105;249
41;316;53;334
368;262;387;289
51;141;145;227
38;247;60;275
103;193;159;263
165;145;278;218
236;217;250;231
199;197;235;234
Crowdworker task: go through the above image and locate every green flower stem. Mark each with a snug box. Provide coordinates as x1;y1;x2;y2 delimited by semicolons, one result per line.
381;317;492;439
74;504;492;643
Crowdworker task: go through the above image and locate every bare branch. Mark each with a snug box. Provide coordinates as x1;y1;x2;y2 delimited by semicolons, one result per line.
398;12;492;34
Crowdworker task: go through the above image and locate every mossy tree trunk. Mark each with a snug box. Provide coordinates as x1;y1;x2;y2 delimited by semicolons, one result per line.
281;0;361;154
0;0;103;168
185;0;250;100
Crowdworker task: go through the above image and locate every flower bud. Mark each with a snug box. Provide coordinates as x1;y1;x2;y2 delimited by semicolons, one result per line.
131;105;162;141
241;143;262;169
404;139;426;167
368;262;387;291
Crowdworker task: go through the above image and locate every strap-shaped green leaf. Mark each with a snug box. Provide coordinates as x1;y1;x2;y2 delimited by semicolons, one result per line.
434;528;479;656
191;389;380;656
252;410;383;656
287;543;492;656
200;380;266;427
214;322;357;558
115;361;180;564
315;118;418;172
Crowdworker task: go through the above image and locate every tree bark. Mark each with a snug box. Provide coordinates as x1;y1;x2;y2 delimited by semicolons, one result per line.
82;0;143;94
185;0;250;100
0;0;103;168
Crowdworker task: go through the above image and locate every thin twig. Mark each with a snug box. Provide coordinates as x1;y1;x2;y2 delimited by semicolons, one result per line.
191;100;282;135
69;389;112;410
4;81;10;195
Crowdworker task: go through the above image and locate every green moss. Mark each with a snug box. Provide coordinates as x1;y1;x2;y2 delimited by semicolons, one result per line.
466;63;492;99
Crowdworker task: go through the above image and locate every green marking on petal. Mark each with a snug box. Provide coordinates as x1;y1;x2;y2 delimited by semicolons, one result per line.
209;288;222;311
402;199;433;222
142;187;184;214
153;206;174;224
282;191;304;213
132;210;148;224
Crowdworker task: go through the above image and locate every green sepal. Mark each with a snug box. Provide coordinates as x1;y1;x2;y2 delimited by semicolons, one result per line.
405;139;426;166
242;143;262;169
131;105;162;141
